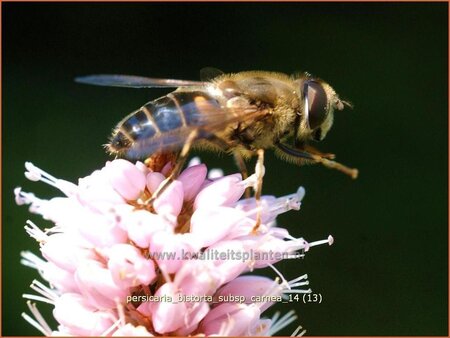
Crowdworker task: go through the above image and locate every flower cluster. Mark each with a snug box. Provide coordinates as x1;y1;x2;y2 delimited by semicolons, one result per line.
15;159;333;336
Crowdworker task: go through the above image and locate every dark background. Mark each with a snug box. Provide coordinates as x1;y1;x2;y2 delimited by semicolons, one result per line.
3;3;448;336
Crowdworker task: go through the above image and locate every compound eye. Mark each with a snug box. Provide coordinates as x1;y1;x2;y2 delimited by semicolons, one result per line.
305;81;328;129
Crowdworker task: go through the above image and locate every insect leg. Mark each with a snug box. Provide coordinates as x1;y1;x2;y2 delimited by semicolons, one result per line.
276;143;358;179
145;130;199;206
302;144;336;160
232;151;251;198
252;149;265;233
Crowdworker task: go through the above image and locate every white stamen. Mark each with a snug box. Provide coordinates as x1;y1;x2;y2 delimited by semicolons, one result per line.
27;301;53;335
328;235;334;245
24;171;41;182
25;162;58;181
14;187;38;206
268;264;289;290
268;310;298;336
22;301;53;336
22;294;54;305
25;162;58;187
20;251;43;269
29;280;58;302
282;274;311;295
20;251;47;279
21;312;48;336
285;288;312;294
24;162;77;196
288;274;309;285
284;253;305;259
24;220;48;243
102;319;121;336
271;311;280;325
291;324;306;337
308;235;334;248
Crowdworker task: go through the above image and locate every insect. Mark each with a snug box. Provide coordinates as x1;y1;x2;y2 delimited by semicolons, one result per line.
76;68;358;210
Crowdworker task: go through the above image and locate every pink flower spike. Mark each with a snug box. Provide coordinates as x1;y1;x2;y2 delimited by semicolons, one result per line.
194;174;245;209
105;159;146;201
106;244;156;288
177;164;207;201
16;159;334;335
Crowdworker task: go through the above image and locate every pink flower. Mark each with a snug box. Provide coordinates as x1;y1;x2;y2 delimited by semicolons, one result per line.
16;159;333;336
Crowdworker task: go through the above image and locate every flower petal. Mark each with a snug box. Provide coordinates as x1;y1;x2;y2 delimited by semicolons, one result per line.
153;180;184;217
150;283;186;333
194;174;244;209
190;207;249;247
105;159;146;200
53;293;116;336
178;164;207;201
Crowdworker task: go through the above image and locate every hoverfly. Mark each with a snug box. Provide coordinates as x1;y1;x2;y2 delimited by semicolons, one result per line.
76;68;357;209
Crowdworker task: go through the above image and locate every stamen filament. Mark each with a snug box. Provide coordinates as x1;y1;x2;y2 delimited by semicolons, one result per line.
24;220;47;242
21;312;49;336
268;310;298;336
291;324;306;336
309;235;334;248
22;294;54;305
24;301;52;335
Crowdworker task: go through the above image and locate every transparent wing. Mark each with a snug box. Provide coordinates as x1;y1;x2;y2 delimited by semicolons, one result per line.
75;74;205;88
124;105;268;159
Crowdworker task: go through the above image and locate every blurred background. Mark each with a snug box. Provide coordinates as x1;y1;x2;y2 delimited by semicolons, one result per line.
3;3;447;336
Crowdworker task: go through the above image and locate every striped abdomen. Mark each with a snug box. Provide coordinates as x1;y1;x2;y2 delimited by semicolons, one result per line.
108;90;221;159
